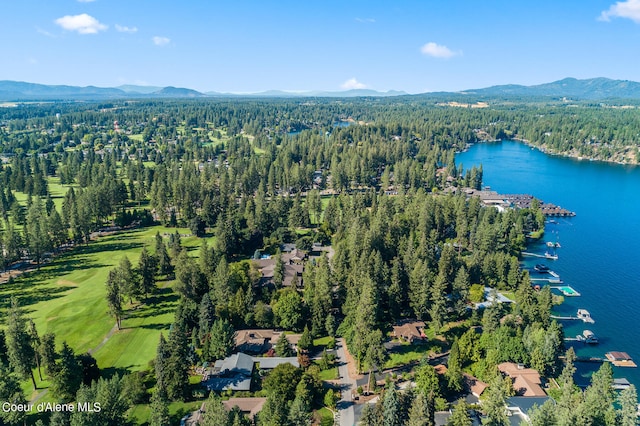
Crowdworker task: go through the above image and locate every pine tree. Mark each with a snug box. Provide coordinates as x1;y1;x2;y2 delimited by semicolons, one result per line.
0;362;27;426
27;319;43;381
165;321;190;401
288;395;312;426
274;334;294;357
201;394;230;426
483;375;510;426
138;247;157;300
447;399;472;426
298;325;313;352
118;256;140;303
273;251;284;288
6;297;37;390
382;386;402;426
198;293;216;346
618;384;638;426
105;269;123;329
209;319;236;361
51;342;82;400
39;332;58;377
0;330;9;366
429;273;448;333
407;391;435;426
155;334;169;390
155;232;173;276
446;339;463;393
148;386;172;426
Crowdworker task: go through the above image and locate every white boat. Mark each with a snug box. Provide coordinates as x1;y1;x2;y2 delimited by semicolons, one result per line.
577;309;595;323
544;251;558;260
581;330;598;344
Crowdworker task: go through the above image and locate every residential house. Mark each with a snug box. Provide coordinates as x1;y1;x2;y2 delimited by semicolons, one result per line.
392;320;426;343
463;373;488;398
202;352;299;392
235;329;281;355
506;396;553;424
497;362;547;397
222;398;267;420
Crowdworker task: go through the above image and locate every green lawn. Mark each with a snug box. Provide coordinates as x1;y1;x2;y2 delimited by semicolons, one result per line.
1;225;213;378
315;407;334;426
318;366;338;381
129;399;203;425
384;342;434;369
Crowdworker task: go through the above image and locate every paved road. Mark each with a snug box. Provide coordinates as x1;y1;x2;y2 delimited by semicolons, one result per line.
335;338;356;426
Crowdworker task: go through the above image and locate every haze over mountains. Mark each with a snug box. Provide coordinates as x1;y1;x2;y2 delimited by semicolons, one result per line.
1;77;640;101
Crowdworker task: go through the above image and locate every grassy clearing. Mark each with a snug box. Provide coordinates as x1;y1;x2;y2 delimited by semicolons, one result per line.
384;343;433;369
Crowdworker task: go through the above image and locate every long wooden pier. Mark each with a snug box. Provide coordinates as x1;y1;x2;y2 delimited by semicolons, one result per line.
551;314;593;323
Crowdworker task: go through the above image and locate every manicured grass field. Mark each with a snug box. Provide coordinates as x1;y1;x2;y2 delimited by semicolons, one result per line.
1;225;214;380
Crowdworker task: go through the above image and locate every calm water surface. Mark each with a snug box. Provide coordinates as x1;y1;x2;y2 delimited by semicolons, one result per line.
457;141;640;387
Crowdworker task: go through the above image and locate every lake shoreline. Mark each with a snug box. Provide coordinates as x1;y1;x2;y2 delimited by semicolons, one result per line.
472;138;639;167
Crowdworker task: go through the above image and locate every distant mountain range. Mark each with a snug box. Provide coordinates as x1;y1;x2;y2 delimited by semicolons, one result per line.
1;77;640;101
463;77;640;99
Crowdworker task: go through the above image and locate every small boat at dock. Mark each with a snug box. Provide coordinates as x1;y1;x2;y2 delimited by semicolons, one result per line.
577;330;598;344
577;309;595;323
534;264;549;272
544;251;558;260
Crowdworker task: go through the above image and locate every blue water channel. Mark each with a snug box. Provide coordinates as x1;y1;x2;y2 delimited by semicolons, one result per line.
457;141;640;387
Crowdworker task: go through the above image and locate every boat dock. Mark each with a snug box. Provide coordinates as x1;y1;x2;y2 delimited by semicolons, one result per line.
606;352;637;368
523;252;558;260
531;277;564;283
551;309;593;323
550;286;580;296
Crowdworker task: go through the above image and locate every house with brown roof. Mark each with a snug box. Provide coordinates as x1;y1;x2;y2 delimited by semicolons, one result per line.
463;373;488;398
253;246;307;289
392;320;426;343
235;329;281;355
222;398;267;420
497;362;546;397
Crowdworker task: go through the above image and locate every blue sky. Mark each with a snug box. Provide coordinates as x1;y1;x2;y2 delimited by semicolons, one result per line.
1;0;640;93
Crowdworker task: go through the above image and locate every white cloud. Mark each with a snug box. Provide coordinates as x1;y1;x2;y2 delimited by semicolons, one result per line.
341;78;367;90
599;0;640;23
115;24;138;33
355;17;376;23
420;42;459;59
152;36;170;46
55;14;107;34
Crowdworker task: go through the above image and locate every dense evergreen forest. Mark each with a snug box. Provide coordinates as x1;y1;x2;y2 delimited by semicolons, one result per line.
0;97;637;425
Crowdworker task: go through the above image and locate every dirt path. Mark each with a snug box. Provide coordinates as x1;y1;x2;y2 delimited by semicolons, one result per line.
88;322;120;355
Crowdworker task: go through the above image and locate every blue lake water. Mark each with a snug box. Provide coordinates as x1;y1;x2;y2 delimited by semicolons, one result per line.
457;141;640;387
